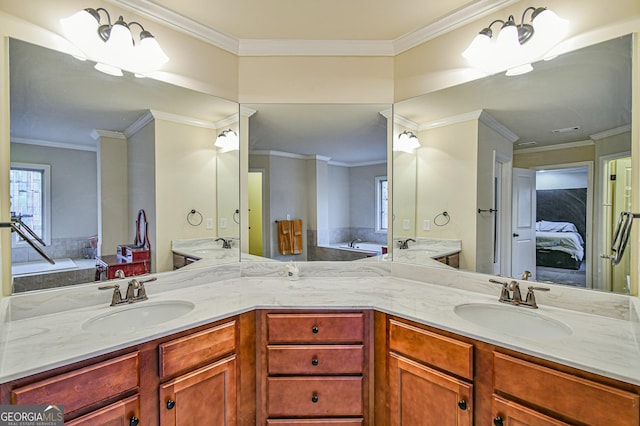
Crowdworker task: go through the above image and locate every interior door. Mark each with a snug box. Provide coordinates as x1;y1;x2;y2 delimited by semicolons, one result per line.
511;168;537;280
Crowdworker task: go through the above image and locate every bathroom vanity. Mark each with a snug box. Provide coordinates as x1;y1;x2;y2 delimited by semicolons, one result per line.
1;262;639;424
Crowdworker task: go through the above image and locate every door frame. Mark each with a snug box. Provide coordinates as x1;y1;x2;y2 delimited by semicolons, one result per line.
496;154;513;278
533;161;594;289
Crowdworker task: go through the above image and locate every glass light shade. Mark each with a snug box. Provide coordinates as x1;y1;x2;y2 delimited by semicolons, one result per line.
531;9;569;50
496;23;520;54
394;131;420;152
60;10;98;41
215;130;239;151
462;32;491;61
60;10;103;57
105;22;134;68
133;35;170;73
94;62;123;76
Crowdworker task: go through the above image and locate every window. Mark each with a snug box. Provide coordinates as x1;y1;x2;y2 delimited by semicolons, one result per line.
10;163;51;246
376;176;388;232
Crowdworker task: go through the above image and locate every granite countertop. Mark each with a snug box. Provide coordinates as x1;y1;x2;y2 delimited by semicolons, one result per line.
0;261;638;385
393;237;462;263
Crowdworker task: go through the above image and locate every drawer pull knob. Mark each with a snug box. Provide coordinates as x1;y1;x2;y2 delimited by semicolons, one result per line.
311;394;319;403
166;399;176;410
311;358;319;366
129;416;139;426
458;399;467;410
312;326;319;334
493;416;504;426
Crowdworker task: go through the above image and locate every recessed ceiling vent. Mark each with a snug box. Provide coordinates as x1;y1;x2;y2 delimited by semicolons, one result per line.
552;126;580;134
518;141;537;146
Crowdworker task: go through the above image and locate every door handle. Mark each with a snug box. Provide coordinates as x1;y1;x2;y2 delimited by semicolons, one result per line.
513;233;520;237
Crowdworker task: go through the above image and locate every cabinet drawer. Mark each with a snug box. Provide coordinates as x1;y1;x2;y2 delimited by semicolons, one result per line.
267;313;364;344
492;394;571;426
267;420;363;425
268;345;363;375
66;394;140;426
494;353;640;425
11;352;139;414
268;377;363;417
159;321;236;378
389;319;473;380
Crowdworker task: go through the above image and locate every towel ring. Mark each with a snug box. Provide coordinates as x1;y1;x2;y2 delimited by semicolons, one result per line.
187;209;203;226
434;211;450;226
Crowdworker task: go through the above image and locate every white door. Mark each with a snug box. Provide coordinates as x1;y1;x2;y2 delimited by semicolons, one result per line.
511;168;537;280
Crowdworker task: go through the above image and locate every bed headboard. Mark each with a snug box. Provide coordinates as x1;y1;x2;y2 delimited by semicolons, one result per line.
536;188;587;240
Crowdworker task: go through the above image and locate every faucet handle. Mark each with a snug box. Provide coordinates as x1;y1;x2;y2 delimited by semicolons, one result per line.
98;284;123;306
489;279;511;302
523;286;550;309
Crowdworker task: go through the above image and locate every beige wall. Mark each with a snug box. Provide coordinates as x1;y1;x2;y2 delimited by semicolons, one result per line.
128;121;156;269
239;56;394;104
153;119;218;272
416;120;478;270
98;135;128;257
514;145;595;169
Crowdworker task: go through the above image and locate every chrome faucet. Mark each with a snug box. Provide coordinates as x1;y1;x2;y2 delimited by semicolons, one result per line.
398;238;416;249
489;279;549;309
349;238;362;248
215;237;233;249
99;276;157;306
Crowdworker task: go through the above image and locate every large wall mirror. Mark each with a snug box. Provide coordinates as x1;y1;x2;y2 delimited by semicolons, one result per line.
242;103;390;262
393;34;633;294
8;38;240;294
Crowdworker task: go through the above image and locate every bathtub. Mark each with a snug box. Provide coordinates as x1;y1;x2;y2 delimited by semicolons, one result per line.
337;241;386;254
12;258;79;276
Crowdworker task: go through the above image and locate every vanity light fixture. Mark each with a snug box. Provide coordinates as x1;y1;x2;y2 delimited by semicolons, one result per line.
394;130;420;153
215;129;239;151
462;6;568;75
60;8;169;76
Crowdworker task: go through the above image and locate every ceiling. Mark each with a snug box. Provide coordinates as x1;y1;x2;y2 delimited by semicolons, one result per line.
9;39;238;147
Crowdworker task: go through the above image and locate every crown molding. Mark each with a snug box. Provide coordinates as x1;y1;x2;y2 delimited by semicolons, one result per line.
11;137;98;152
239;39;395;56
391;114;419;131
478;110;519;143
91;129;127;140
124;112;154;137
106;0;239;54
393;0;520;54
110;0;517;57
150;110;217;129
590;124;632;140
514;140;594;154
241;106;257;117
418;110;482;131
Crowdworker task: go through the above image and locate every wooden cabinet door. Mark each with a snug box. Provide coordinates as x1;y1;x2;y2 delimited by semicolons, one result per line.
66;395;139;426
492;395;571;426
389;353;472;426
159;355;236;426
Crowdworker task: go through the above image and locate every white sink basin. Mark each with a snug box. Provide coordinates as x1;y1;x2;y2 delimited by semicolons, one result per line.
83;301;195;332
454;303;572;340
